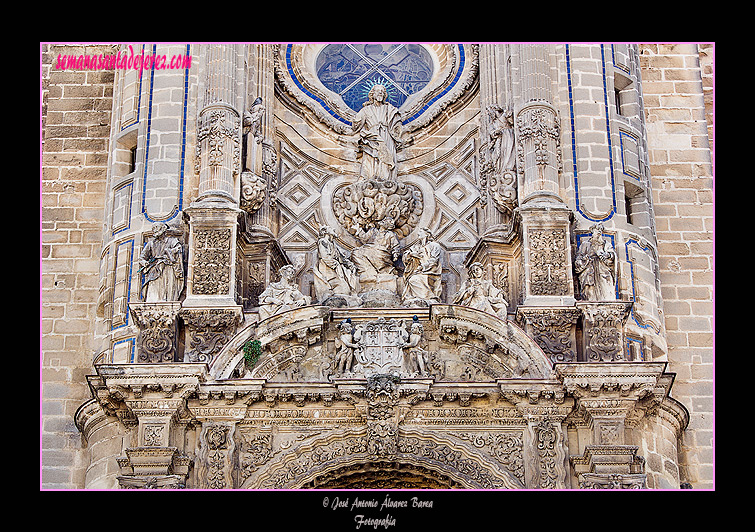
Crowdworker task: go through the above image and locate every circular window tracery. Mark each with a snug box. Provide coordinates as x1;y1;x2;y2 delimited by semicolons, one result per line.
278;44;477;133
315;44;434;112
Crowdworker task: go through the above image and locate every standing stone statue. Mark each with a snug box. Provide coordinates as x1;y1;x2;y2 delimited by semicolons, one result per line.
453;262;509;319
403;318;428;376
574;223;617;301
244;96;264;144
402;228;442;306
487;104;515;174
351;84;404;181
257;265;312;320
334;319;361;375
313;225;359;304
139;222;184;302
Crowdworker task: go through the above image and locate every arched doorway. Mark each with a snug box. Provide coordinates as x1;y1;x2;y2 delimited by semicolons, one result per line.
303;461;463;489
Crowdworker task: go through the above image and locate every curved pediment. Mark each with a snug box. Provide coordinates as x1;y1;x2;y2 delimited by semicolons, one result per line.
210;304;552;382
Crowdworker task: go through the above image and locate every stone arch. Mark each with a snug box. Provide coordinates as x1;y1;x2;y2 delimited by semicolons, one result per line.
303;462;463;489
240;427;524;490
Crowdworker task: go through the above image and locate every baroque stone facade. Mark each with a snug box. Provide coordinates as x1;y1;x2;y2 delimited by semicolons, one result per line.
41;43;714;490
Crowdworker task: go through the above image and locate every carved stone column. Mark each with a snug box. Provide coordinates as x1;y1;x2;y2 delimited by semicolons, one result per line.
558;362;667;489
514;44;563;207
129;302;182;362
196;44;244;204
576;301;632;362
88;364;206;489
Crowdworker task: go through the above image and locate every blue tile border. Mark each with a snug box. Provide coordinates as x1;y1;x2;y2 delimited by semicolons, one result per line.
566;44;617;222
111;238;135;331
624;237;661;333
141;44;189;223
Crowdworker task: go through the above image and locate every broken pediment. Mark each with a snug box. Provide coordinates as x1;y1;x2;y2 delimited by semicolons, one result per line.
210;304;552;383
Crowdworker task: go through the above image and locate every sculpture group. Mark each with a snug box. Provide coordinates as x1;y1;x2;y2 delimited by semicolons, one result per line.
136;86;618;326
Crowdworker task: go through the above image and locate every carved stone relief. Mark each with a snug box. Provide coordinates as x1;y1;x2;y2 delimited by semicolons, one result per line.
181;307;242;363
192;228;232;295
129;302;182;363
577;302;632;362
528;228;569;296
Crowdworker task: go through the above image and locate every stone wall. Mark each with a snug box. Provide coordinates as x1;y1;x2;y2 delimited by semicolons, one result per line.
639;43;714;489
41;44;116;488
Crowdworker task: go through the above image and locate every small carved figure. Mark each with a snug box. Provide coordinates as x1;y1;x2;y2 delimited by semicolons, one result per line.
402;228;442;305
244;96;264;143
351;215;401;284
402;318;428;376
257;265;312;320
312;225;359;302
139;222;184;302
334;319;361;375
453;262;509;319
351;84;404;181
574;224;617;301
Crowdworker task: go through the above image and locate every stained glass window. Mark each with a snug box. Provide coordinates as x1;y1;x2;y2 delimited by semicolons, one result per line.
316;44;434;112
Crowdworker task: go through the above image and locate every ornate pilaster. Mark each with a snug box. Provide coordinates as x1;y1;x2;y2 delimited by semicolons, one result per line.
478;44;517;235
501;383;573;489
196;422;238;489
242;44;277;230
519;207;575;307
364;374;402;460
129;302;182;362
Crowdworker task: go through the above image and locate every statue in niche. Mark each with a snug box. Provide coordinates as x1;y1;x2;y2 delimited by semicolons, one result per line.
139;222;184;302
351;215;401;291
334;319;361;375
453;262;509;319
402;228;443;306
257;265;311;320
352;84;404;181
574;223;617;301
487;104;515;174
485;104;518;214
312;225;359;304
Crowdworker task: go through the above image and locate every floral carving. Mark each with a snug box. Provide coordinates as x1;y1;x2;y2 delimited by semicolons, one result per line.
240;171;266;214
456;432;525;483
535;420;558;489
